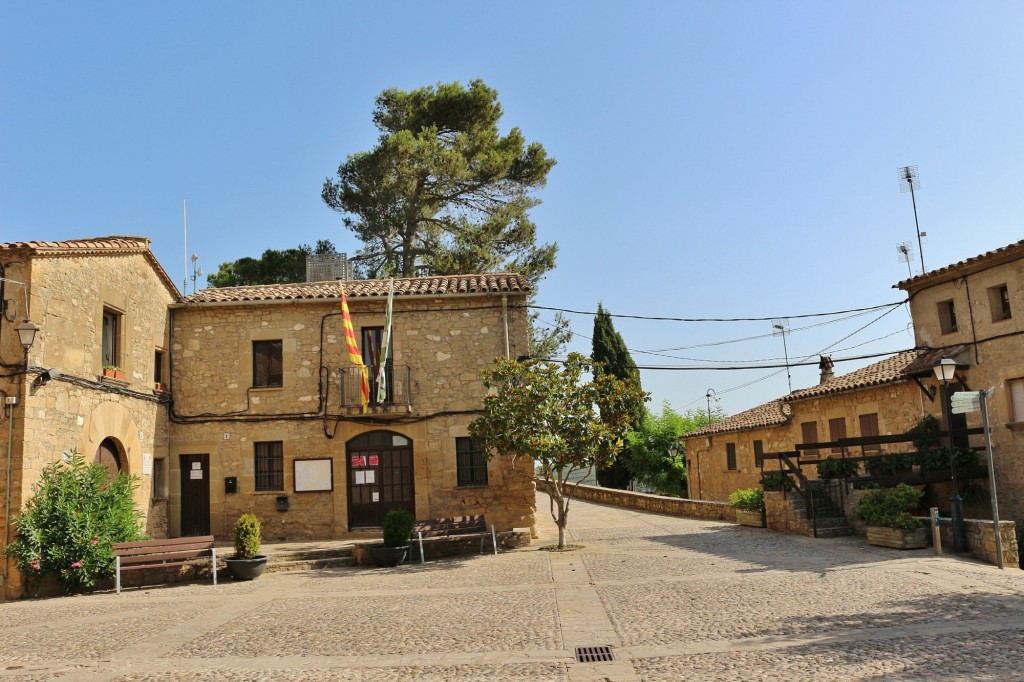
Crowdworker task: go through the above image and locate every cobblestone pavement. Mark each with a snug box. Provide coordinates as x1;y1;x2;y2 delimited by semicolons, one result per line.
3;493;1024;681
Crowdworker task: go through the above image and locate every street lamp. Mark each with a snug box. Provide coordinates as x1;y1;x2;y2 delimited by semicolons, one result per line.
933;357;966;552
15;320;38;364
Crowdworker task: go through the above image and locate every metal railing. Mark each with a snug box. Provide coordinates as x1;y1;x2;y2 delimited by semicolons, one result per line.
339;365;412;408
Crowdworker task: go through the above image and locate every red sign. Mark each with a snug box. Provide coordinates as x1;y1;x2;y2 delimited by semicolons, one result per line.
369;455;379;466
351;456;360;467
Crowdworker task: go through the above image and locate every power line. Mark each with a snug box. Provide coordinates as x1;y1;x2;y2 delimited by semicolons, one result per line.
528;300;905;323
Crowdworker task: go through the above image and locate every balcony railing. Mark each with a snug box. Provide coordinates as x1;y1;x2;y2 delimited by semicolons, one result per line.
339;365;412;410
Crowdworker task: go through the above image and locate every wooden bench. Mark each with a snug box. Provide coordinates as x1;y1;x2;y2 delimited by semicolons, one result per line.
413;515;497;564
112;536;217;594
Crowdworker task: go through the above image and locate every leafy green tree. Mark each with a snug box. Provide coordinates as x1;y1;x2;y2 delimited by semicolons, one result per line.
5;451;145;595
322;79;570;356
624;402;721;498
470;353;648;548
206;240;338;288
591;303;642;489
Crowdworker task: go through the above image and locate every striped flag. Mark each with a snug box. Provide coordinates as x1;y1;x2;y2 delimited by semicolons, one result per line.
376;278;394;403
339;283;369;413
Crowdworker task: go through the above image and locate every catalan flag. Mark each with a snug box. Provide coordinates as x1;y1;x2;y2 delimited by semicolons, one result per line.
340;283;369;413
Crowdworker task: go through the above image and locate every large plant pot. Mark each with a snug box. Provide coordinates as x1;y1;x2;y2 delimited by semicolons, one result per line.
735;509;766;528
367;545;408;567
866;526;928;549
225;555;269;580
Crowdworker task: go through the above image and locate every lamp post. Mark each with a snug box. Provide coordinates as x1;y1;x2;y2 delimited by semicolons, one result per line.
6;320;37;583
705;388;716;425
933;357;966;552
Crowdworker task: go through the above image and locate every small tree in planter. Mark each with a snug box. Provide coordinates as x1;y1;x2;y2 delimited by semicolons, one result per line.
859;484;927;549
369;508;415;567
728;488;765;527
225;513;268;579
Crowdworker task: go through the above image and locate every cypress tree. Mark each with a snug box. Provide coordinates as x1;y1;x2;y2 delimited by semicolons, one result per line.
591;304;643;489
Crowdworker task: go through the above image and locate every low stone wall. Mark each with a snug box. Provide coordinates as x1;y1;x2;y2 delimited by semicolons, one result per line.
764;490;812;536
554;482;734;522
932;518;1020;569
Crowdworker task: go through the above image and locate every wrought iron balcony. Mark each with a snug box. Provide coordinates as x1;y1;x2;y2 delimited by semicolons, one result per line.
339;364;412;411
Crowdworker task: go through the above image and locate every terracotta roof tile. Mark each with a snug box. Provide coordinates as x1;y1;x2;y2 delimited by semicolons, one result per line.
895;239;1024;290
184;273;530;304
785;351;917;401
0;235;182;300
685;400;792;438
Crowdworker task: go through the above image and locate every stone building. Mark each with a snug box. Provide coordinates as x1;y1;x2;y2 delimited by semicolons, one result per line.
895;239;1024;521
682;352;923;502
0;236;535;599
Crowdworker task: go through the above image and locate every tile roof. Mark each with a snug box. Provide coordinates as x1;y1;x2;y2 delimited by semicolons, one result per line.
184;273;530;304
683;351;917;439
684;400;792;439
895;239;1024;290
900;344;970;376
0;235;182;300
785;350;917;401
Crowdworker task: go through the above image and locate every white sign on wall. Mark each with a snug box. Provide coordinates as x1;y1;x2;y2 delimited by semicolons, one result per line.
142;453;153;476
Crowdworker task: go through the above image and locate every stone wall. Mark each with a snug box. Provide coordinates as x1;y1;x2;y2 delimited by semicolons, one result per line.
168;293;535;540
687;380;925;504
902;252;1024;523
558;482;734;521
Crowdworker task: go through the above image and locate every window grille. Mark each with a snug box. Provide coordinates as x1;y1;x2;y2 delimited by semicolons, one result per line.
255;441;284;491
456;437;488;487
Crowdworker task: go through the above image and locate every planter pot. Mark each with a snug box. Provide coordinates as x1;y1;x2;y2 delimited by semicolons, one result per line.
367;545;409;567
102;368;126;380
735;509;766;528
866;526;928;549
225;555;269;580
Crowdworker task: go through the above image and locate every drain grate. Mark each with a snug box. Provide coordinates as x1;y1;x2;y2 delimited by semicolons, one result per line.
575;645;615;663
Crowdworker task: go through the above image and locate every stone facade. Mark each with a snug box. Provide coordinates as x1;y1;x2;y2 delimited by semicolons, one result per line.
685;367;924;503
897;240;1024;522
0;237;536;600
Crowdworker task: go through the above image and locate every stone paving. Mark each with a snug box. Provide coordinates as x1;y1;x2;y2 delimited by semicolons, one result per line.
3;493;1024;681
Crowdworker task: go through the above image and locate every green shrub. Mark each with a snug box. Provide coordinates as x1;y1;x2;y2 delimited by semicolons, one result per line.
858;483;924;531
727;488;765;512
908;414;942;452
816;457;860;479
866;453;914;475
761;472;794;491
233;513;262;560
4;450;145;595
382;508;415;548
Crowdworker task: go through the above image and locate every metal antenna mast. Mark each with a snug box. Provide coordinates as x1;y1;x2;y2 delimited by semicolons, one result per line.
897;166;926;275
771;319;792;394
896;241;914;279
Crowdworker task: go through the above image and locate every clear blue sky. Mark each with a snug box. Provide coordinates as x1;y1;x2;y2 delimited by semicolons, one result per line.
3;2;1023;418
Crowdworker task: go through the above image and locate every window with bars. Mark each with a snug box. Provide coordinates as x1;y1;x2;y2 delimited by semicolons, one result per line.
255;441;284;491
801;421;819;456
456;437;488;487
253;340;283;388
726;443;737;471
753;440;764;468
152;458;166;500
828;417;847;453
859;413;881;452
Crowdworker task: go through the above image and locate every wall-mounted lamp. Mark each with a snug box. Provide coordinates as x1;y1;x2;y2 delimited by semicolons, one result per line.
33;368;61;387
15;320;38;352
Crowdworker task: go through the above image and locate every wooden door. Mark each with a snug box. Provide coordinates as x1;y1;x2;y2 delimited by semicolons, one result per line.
347;431;414;528
180;454;210;536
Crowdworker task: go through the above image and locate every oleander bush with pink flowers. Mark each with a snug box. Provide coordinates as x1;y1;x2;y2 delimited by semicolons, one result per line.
4;450;145;595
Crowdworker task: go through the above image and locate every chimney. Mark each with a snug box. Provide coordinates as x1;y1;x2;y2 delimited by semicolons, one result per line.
818;355;834;385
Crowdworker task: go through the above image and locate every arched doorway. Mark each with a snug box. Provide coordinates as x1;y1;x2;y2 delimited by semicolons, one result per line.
347;430;414;528
95;438;122;479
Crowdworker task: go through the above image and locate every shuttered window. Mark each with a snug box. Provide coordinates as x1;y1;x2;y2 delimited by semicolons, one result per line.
726;443;737;471
1010;379;1024;423
253;340;283;388
801;421;819;456
859;413;881;452
828;417;847;453
753;440;764;467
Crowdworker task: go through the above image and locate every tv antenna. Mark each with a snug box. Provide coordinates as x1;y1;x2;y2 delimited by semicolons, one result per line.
771;318;793;394
896;241;914;279
897;165;926;275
